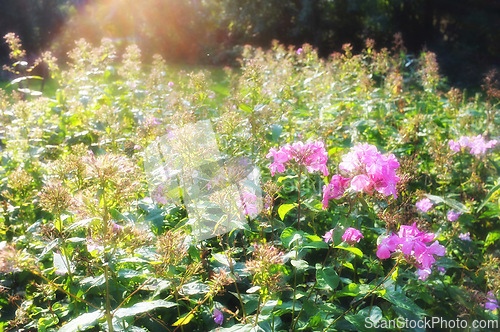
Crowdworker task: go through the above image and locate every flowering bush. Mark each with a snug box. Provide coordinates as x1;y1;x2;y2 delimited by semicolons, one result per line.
322;143;400;209
0;37;498;331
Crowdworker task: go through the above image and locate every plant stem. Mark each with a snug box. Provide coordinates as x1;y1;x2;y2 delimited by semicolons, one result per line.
297;171;302;230
254;295;262;327
291;238;300;329
104;264;113;332
223;241;247;320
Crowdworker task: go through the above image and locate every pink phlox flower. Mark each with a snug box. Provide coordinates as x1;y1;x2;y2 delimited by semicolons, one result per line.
376;234;401;259
322;175;351;209
266;141;328;176
339;143;400;198
266;147;290;176
447;210;461;222
238;191;259;217
111;222;124;234
342;227;364;245
416;198;433;212
350;174;372;193
458;232;471;241
416;268;432;281
450;135;498;155
448;140;460;152
377;224;445;272
484;292;499;311
322;229;334;243
415;241;445;269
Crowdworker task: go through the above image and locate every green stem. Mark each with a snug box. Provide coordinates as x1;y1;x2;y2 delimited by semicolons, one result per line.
224;241;247;320
291;238;300;330
297;171;302;230
254;295;262;327
104;265;113;332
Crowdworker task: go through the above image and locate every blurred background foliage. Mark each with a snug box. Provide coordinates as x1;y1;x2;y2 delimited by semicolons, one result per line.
0;0;499;87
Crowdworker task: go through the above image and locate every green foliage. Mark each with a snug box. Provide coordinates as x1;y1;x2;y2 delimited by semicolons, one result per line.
0;37;499;331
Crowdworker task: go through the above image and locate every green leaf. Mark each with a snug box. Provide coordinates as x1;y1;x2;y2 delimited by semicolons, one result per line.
334;244;363;258
172;312;195;326
277;175;298;183
425;194;469;213
59;311;103;332
485;231;500;248
382;290;427;318
291;259;309;270
346;306;383;330
316;266;339;290
278;203;297;220
271;124;282;142
114;300;177;319
477;180;500;212
301;241;329;250
280;227;303;248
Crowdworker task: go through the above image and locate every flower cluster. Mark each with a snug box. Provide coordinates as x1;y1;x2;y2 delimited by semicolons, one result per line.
342;227;364;245
377;223;445;280
447;210;461;222
266;141;328;176
322;143;400;208
416;198;433;212
458;232;471;241
484;291;499;311
237;190;259;218
449;135;498;155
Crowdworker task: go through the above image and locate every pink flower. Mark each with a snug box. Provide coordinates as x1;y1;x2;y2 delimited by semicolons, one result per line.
447;210;461;222
296;48;303;55
111;222;124;234
322;229;334;243
266;141;329;176
168;81;174;87
238;191;259;218
213;308;224;325
416;268;431;281
448;140;460;152
350;174;372;193
322;175;350;209
342;227;363;245
322;143;400;208
376;234;400;259
484;292;499;311
449;134;498;155
416;198;433;212
377;223;445;273
458;232;471;241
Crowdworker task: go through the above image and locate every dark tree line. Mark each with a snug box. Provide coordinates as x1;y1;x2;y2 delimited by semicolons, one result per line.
1;0;499;86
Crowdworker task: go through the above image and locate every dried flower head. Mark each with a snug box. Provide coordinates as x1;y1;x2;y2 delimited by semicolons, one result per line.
156;230;189;267
83;152;142;207
38;179;73;214
246;243;284;294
